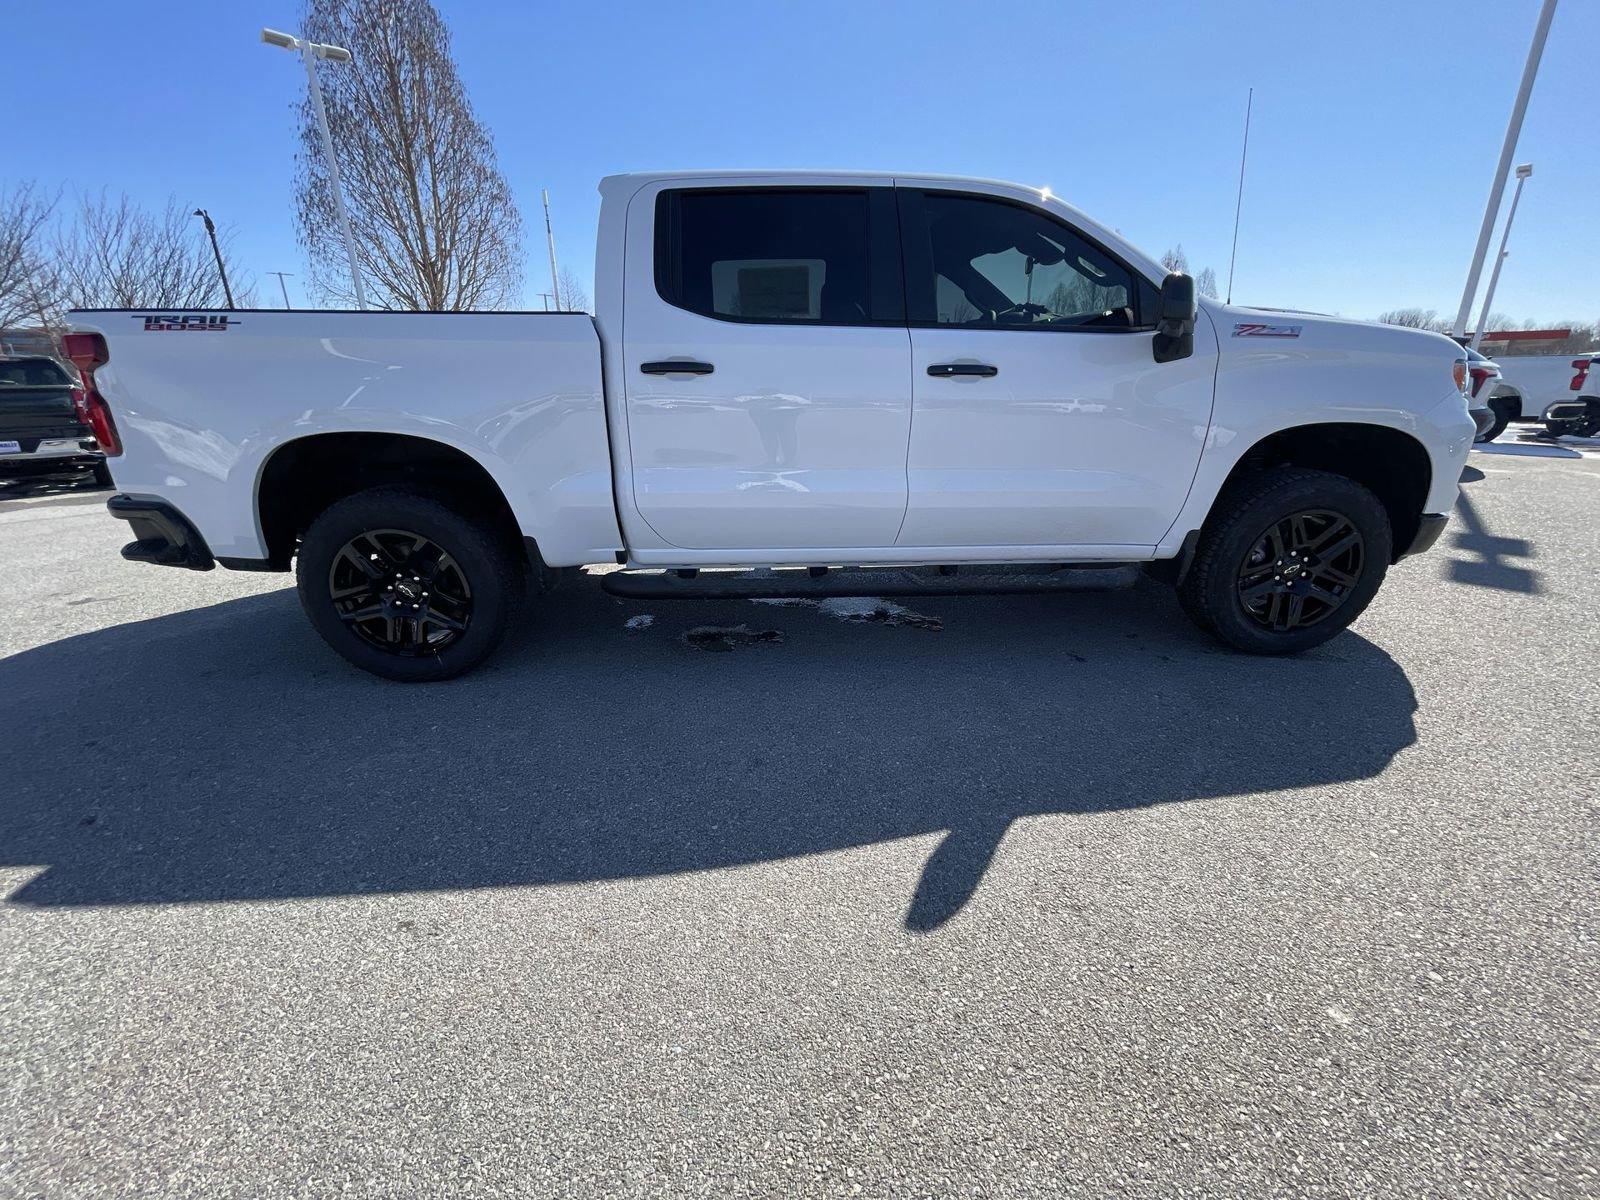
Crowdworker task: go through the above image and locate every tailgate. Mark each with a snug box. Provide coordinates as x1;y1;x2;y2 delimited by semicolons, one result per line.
0;385;88;443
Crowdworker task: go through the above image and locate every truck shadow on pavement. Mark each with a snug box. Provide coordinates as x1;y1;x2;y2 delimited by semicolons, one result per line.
0;578;1417;932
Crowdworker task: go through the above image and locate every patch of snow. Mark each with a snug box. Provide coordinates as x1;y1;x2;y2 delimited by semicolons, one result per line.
750;595;942;631
624;614;654;630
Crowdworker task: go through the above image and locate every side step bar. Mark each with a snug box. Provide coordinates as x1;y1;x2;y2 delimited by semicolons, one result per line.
598;563;1140;601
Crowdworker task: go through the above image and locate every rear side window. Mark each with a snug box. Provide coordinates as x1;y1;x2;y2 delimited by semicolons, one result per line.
0;359;70;387
655;189;901;326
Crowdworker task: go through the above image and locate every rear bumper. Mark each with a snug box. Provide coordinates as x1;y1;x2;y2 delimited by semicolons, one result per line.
0;435;102;471
1399;512;1449;560
106;494;215;571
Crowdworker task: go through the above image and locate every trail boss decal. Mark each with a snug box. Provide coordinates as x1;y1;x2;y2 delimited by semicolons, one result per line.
1232;322;1302;338
133;314;241;332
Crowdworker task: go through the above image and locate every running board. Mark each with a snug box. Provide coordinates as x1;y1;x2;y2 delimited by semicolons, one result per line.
598;563;1140;601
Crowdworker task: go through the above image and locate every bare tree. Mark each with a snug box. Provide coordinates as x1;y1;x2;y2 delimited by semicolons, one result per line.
52;193;250;311
1376;308;1450;333
295;0;523;311
555;266;589;313
0;182;60;330
1162;245;1219;298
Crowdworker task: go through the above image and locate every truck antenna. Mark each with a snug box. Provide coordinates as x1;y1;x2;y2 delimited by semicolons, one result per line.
1225;88;1253;306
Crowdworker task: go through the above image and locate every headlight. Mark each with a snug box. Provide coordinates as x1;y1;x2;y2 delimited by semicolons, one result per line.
1452;358;1469;396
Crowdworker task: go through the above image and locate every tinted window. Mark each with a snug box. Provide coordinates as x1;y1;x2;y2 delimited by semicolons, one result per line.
657;190;882;325
920;194;1138;329
0;359;70;387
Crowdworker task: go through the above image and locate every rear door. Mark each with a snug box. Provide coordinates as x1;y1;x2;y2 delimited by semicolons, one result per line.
895;186;1216;550
619;183;911;551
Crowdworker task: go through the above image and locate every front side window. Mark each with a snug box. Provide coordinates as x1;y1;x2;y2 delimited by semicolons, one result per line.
920;193;1139;329
656;189;886;325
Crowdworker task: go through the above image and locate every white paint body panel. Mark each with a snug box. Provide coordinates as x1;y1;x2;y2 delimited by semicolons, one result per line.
1489;352;1594;420
72;169;1475;575
70;311;620;565
617;177;911;550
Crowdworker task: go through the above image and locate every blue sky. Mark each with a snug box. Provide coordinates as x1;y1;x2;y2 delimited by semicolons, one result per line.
7;0;1596;322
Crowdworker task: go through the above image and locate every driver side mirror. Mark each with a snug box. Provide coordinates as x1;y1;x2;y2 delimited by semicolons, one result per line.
1152;272;1196;364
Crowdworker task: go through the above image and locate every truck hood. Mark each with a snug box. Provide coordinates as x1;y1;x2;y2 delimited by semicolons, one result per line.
1203;301;1464;362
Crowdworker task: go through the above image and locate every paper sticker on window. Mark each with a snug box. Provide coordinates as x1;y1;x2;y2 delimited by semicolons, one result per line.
712;259;825;320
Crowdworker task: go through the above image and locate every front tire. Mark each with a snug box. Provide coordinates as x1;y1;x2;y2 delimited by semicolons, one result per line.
1177;467;1392;655
296;486;524;681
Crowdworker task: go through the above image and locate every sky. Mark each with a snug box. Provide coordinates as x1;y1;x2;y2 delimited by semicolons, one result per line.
5;0;1596;323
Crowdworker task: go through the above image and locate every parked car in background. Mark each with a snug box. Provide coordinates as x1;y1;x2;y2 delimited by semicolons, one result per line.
0;356;112;485
1465;348;1501;441
1481;351;1598;438
67;169;1476;679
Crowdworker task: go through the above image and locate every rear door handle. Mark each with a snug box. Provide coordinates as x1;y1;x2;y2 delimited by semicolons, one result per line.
927;362;998;378
640;360;714;376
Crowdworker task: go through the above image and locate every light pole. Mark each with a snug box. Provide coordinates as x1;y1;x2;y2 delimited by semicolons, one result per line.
1470;164;1533;353
268;271;295;309
542;189;561;309
1451;0;1558;338
261;27;366;310
192;208;235;309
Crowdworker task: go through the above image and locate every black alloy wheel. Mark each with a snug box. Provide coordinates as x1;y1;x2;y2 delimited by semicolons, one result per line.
329;528;474;656
1235;510;1365;632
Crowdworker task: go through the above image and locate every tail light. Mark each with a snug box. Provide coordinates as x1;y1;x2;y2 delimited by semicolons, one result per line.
62;332;121;456
1468;365;1494;398
1572;358;1592;393
1452;359;1469;396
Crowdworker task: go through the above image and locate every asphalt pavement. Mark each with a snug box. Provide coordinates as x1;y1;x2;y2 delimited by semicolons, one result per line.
1;432;1596;1198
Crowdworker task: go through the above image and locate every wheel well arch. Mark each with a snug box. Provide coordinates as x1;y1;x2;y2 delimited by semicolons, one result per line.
254;432;522;569
1215;422;1432;561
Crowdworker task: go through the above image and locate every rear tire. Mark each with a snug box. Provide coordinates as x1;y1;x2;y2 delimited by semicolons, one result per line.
91;462;114;487
1177;467;1392;655
296;486;524;681
1478;397;1515;443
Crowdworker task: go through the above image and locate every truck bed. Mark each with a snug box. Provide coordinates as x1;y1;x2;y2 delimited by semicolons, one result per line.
67;308;624;565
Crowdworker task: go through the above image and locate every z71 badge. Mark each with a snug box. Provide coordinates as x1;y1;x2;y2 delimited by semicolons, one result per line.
133;314;240;332
1232;322;1302;338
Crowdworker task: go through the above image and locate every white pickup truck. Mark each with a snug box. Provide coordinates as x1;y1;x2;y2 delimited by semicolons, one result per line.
66;170;1476;680
1480;352;1598;439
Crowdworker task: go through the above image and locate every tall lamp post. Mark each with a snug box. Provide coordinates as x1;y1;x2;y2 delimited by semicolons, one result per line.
1470;164;1533;353
1451;0;1558;338
261;27;366;310
192;208;235;309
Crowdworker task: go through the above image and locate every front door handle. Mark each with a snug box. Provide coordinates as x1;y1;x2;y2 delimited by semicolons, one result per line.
640;360;715;376
927;362;998;378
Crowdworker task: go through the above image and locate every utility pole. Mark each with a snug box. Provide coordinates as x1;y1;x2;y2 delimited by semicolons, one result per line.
192;209;235;309
1452;0;1558;337
261;28;366;310
269;271;295;309
1471;165;1533;352
542;188;561;309
537;292;555;311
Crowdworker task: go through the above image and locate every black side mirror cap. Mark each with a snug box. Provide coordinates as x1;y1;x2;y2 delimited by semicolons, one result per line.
1153;272;1196;364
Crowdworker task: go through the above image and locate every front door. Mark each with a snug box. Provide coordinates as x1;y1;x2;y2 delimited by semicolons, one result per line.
620;185;911;551
895;188;1216;551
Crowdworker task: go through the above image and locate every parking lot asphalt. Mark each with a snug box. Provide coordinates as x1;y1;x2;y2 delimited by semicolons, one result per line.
2;433;1596;1198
